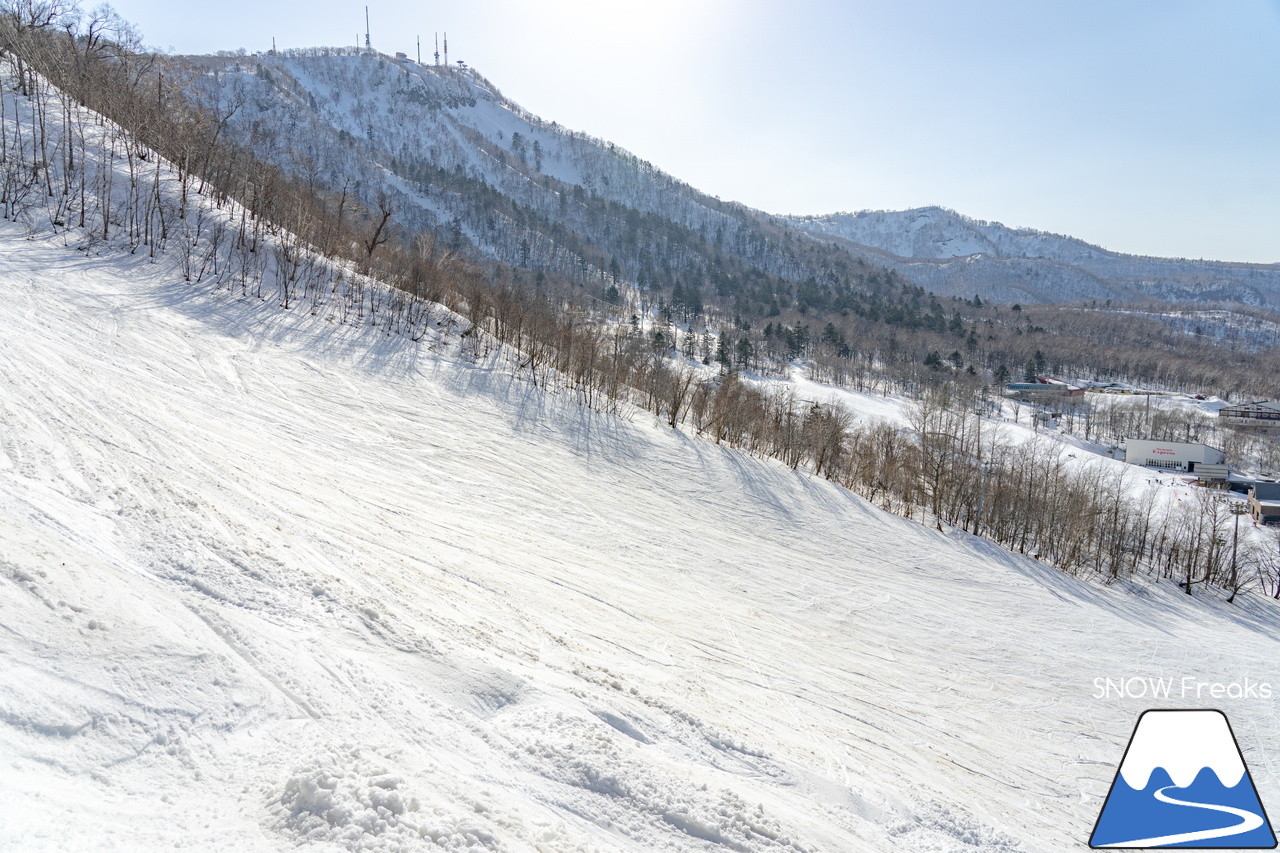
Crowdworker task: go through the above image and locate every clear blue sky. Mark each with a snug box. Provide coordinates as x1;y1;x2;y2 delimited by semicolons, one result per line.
108;0;1280;263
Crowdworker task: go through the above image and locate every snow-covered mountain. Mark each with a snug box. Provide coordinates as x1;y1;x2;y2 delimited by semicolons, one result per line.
797;207;1107;262
180;50;818;294
180;51;1280;310
794;207;1280;306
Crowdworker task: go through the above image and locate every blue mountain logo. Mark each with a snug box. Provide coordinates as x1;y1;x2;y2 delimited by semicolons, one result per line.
1091;709;1276;848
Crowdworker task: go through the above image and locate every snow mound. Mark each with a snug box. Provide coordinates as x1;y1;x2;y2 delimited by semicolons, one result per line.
272;748;502;851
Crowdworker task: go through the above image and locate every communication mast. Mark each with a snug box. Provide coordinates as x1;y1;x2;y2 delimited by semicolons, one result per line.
434;33;439;65
416;35;420;64
364;6;371;51
443;33;448;68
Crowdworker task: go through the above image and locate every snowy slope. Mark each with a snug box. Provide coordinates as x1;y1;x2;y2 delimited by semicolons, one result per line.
4;216;1280;852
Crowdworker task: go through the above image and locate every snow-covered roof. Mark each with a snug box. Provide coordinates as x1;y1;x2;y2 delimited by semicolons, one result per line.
1221;400;1280;414
1125;438;1222;453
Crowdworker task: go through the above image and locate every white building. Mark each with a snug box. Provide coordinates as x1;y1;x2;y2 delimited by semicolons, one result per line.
1219;400;1280;427
1124;439;1225;473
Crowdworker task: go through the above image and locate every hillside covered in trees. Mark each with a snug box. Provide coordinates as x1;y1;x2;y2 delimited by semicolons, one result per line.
174;49;1280;400
794;206;1280;307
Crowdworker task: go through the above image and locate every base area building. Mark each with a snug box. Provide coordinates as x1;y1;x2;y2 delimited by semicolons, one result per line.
1251;483;1280;526
1124;439;1225;473
1219;400;1280;427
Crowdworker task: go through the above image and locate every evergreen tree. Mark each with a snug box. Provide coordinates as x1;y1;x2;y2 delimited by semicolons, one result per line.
822;322;842;347
716;332;732;370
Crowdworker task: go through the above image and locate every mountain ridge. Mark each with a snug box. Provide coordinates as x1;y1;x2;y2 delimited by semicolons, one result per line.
792;206;1280;306
182;49;1280;310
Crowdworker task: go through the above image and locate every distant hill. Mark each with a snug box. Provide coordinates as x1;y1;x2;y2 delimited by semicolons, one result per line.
793;207;1280;307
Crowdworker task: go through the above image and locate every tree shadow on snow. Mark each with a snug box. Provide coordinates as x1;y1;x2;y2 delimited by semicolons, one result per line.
950;529;1280;641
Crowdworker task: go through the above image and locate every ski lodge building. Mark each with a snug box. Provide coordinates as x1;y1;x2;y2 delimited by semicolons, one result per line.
1124;439;1225;473
1218;400;1280;427
1250;483;1280;526
1005;376;1085;398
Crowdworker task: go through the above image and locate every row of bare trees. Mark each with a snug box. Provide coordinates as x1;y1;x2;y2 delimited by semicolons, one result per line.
0;2;476;341
459;273;1280;597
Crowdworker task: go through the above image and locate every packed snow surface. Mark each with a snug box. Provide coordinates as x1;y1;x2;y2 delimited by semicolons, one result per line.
3;226;1280;851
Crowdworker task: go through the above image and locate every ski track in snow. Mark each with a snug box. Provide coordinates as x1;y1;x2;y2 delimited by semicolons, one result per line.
1;224;1280;851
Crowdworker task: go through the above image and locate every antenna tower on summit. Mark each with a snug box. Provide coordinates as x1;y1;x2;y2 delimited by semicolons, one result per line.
443;33;448;67
416;35;420;64
364;6;371;50
434;33;439;65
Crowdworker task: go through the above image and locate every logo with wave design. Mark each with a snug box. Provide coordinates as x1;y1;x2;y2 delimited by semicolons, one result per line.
1091;709;1276;848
